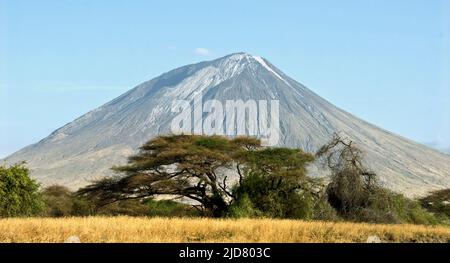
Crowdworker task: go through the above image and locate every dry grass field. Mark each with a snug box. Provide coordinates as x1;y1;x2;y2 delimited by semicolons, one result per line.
1;216;450;243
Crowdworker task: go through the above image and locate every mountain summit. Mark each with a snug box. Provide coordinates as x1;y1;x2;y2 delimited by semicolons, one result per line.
5;53;450;196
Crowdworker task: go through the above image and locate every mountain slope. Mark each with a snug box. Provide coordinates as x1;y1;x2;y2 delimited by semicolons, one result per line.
5;53;450;196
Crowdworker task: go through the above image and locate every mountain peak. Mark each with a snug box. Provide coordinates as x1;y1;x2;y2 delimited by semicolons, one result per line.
5;53;450;196
213;53;292;88
219;52;262;63
216;52;258;65
223;51;254;57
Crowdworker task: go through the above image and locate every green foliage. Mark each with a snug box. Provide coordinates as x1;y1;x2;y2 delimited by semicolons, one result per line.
42;185;95;217
60;134;438;225
312;196;339;221
71;196;95;216
419;189;450;223
237;148;314;177
194;136;231;149
333;188;438;224
231;172;315;219
317;134;437;225
78;135;315;218
92;198;200;217
79;135;250;217
42;185;74;217
97;199;150;216
0;163;44;217
146;199;200;217
228;193;261;218
388;192;437;224
229;146;316;219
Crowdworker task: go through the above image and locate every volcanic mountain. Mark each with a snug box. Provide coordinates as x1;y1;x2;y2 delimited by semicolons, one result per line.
4;53;450;196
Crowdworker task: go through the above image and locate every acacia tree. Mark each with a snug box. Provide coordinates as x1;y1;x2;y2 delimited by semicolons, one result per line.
78;135;258;217
78;135;314;217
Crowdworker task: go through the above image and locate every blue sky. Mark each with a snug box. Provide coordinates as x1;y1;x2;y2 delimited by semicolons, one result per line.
1;0;449;158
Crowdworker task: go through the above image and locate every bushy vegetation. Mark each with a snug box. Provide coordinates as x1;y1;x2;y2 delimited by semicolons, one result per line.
420;189;450;223
77;135;315;218
228;147;317;219
42;185;75;217
229;172;315;219
41;185;94;217
41;185;199;217
316;134;437;225
1;135;443;226
146;199;200;217
75;134;439;224
0;163;44;217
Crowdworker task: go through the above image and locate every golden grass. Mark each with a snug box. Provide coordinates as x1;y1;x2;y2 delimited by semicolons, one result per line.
0;217;449;243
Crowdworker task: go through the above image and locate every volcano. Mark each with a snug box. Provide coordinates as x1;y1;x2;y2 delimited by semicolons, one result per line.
5;53;450;196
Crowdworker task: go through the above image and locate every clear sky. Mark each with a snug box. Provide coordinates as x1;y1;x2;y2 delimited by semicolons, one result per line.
1;0;449;158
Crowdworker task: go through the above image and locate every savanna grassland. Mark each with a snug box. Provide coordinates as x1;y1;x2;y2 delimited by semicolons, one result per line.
1;217;450;243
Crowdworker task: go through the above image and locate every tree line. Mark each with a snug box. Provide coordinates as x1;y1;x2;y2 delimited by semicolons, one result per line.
1;134;448;225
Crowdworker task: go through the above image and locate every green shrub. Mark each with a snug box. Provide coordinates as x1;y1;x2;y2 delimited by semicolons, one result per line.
419;189;450;223
317;135;437;225
228;193;261;218
98;199;150;216
0;163;44;217
42;185;73;217
388;193;435;224
335;189;438;224
312;196;339;221
284;190;314;219
146;199;200;217
71;196;95;216
231;172;315;219
42;185;96;217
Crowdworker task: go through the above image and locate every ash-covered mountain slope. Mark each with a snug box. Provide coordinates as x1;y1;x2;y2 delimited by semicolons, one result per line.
5;53;450;196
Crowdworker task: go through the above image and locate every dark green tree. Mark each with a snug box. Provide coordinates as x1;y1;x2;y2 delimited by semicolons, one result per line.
230;148;317;219
42;185;74;217
419;189;450;222
41;184;95;217
0;163;44;217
